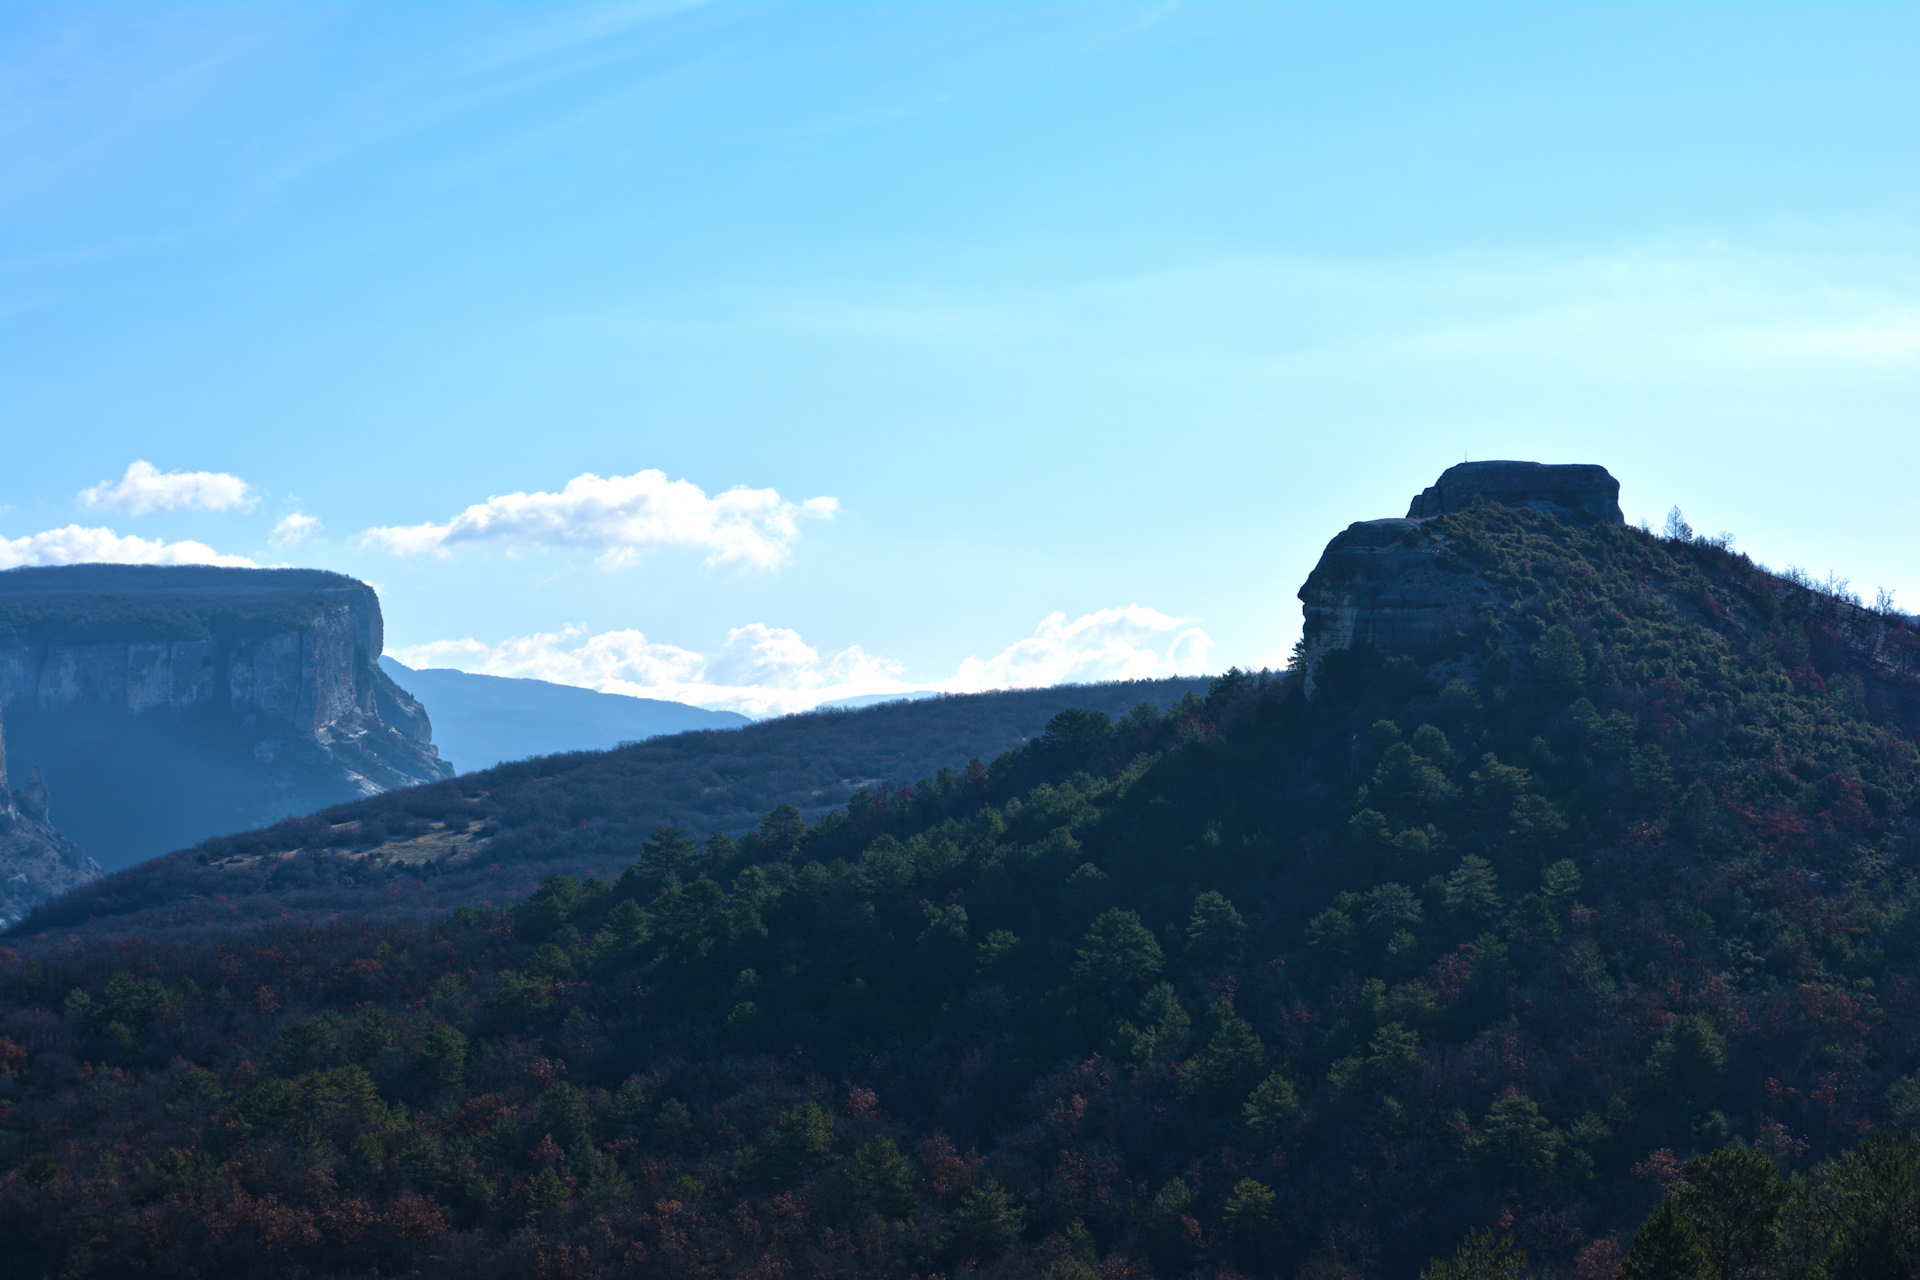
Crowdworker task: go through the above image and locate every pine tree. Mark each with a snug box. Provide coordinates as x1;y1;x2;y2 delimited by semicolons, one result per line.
533;1081;592;1158
1676;1146;1786;1280
1223;1178;1275;1231
748;1101;836;1186
1444;856;1504;922
950;1177;1025;1258
1474;1093;1563;1180
1070;909;1164;1005
607;1078;650;1138
852;1136;917;1219
1184;890;1247;964
1426;1228;1532;1280
1243;1072;1301;1136
525;1167;572;1224
1179;997;1267;1108
1820;1132;1920;1280
1621;1199;1709;1280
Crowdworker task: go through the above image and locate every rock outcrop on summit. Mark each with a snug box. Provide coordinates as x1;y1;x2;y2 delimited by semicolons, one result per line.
1296;460;1919;721
0;565;452;868
1298;461;1624;694
1405;459;1623;523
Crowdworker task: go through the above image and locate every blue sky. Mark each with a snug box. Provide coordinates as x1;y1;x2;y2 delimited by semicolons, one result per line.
4;2;1916;714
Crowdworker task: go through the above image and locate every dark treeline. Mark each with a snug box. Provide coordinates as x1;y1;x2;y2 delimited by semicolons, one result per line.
2;503;1919;1278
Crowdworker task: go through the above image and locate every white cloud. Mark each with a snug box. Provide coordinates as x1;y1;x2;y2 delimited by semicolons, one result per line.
389;623;905;719
943;605;1213;691
359;468;838;570
0;525;256;569
393;629;710;694
270;512;323;547
79;460;258;515
387;605;1213;718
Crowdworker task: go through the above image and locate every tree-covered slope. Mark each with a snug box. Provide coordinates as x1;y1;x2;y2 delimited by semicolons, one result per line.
7;676;1208;941
1;504;1917;1279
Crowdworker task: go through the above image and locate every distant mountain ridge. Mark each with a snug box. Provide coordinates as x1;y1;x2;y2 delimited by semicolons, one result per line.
378;657;749;772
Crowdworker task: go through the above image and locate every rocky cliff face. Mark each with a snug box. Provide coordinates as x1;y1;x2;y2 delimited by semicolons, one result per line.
1298;461;1624;694
1405;459;1622;523
0;704;100;927
0;565;451;870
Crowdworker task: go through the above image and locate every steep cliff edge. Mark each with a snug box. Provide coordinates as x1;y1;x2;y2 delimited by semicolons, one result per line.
0;703;100;926
0;565;451;868
1296;461;1623;694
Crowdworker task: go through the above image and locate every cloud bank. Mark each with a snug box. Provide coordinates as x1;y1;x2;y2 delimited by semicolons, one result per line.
388;605;1214;718
0;525;256;570
80;460;258;515
947;606;1212;690
359;469;838;569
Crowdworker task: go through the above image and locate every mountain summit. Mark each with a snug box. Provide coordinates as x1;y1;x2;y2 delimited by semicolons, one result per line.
1297;461;1624;694
1405;459;1623;523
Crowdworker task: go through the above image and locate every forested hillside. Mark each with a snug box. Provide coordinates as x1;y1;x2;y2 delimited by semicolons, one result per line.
9;677;1207;942
2;503;1918;1279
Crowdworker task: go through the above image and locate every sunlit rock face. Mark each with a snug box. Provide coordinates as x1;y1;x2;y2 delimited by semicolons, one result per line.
1296;518;1499;696
0;565;452;868
1297;462;1622;695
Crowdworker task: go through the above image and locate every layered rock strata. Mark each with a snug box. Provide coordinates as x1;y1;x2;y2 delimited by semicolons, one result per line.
0;565;451;868
1298;462;1624;695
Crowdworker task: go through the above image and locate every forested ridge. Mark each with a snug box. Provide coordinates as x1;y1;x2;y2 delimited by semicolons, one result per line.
2;502;1919;1278
9;678;1208;941
0;565;366;645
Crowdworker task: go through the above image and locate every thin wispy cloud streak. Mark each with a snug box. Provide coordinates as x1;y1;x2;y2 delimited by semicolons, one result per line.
737;245;1920;367
1;4;698;269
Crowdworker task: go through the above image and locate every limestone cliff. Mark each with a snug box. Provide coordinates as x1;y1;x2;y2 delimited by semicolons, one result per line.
1298;461;1625;694
0;703;100;926
0;565;451;869
1405;459;1622;523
